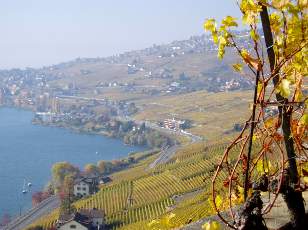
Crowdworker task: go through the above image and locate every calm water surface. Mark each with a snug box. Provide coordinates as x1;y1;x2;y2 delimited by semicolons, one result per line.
0;107;145;217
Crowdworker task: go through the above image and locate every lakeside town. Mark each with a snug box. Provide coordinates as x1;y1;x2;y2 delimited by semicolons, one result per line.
0;31;256;149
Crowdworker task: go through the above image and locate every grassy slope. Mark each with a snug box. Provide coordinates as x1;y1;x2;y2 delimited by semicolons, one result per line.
134;90;252;140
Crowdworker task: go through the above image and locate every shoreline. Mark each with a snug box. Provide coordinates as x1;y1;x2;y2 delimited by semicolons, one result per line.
0;105;154;149
0;106;147;218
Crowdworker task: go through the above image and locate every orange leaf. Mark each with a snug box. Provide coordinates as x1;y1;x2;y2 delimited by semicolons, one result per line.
241;50;262;71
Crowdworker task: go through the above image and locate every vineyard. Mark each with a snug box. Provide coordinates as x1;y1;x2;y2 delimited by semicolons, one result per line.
29;142;236;229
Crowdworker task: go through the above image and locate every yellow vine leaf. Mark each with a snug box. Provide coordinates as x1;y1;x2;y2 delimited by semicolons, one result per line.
202;221;221;230
204;19;216;32
272;0;290;9
237;186;252;202
212;31;219;44
240;0;262;24
232;63;243;72
250;29;259;41
299;0;308;8
295;90;303;102
217;35;229;60
222;16;238;27
269;13;281;33
264;117;274;129
257;160;272;174
299;114;308;126
278;79;291;98
241;49;262;71
215;195;223;209
257;81;263;96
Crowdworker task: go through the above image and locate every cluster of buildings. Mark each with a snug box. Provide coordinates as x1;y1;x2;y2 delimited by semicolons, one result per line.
54;176;111;229
221;79;241;91
56;209;105;230
163;118;186;131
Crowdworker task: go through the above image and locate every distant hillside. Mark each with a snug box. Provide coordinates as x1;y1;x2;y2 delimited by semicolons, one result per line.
0;31;253;141
41;32;252;96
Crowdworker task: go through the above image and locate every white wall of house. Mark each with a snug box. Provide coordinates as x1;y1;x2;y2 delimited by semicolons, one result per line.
73;181;90;197
59;220;88;230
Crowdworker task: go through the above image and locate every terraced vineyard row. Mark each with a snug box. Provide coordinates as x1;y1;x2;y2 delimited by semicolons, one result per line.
76;181;131;214
119;190;214;230
29;142;231;229
110;198;174;229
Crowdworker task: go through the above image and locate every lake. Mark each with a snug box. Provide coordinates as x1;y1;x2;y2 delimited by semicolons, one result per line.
0;107;145;217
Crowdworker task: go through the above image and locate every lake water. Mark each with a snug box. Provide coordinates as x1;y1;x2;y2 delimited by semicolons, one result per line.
0;107;145;217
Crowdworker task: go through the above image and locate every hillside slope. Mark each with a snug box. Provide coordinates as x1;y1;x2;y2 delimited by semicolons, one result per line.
28;142;233;229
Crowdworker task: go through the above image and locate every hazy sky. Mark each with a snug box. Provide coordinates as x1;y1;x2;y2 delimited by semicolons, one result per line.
0;0;241;69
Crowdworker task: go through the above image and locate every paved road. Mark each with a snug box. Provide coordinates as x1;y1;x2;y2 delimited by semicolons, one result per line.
148;145;179;169
3;196;60;230
56;95;107;102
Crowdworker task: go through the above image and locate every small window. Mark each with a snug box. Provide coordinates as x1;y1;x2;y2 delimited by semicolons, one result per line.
82;187;86;191
70;224;76;229
77;187;80;190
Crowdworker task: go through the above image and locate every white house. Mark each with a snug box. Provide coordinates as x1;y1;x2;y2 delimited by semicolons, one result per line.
73;177;99;198
57;209;105;230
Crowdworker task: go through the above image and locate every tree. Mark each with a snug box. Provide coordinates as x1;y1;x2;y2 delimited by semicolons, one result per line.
97;160;113;175
204;0;307;229
44;182;55;195
84;163;99;176
59;198;76;216
51;162;80;189
59;175;76;216
111;159;125;170
32;191;50;206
